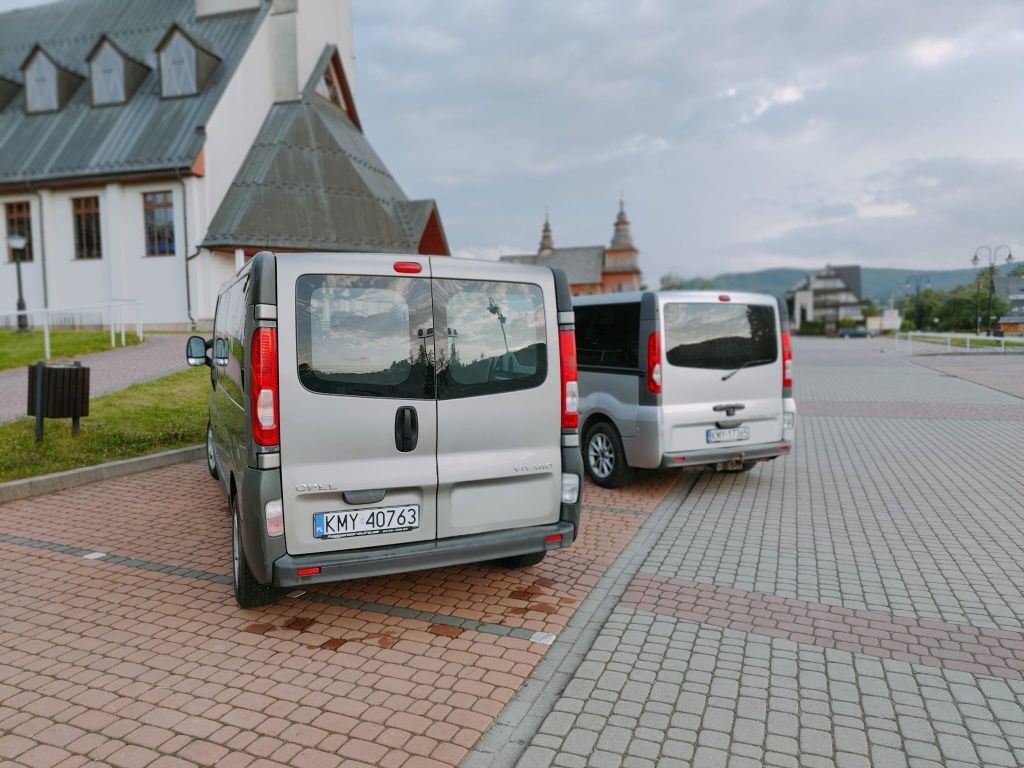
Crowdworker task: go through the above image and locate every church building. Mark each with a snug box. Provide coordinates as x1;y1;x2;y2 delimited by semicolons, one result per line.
500;201;642;295
0;0;447;327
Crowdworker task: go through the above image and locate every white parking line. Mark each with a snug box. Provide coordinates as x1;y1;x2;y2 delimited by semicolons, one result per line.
82;552;107;560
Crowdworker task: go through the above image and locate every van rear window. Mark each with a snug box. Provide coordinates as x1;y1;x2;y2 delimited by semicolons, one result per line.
295;275;435;399
663;303;777;370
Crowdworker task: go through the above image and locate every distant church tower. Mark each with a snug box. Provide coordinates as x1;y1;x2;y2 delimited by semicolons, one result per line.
538;210;554;254
601;196;641;292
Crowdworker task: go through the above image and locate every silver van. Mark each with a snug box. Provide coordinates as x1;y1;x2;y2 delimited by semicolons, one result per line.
574;290;795;487
187;251;582;608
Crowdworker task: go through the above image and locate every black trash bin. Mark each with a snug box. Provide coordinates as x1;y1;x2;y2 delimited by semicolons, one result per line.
27;361;90;441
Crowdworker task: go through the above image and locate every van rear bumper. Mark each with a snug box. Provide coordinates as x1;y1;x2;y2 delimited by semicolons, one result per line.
660;440;792;468
273;521;575;588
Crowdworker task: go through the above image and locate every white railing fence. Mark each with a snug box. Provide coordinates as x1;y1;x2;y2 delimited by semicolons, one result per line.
894;331;1024;355
0;300;143;360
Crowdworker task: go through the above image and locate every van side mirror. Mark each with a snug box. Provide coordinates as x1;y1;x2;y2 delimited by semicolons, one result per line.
186;335;211;367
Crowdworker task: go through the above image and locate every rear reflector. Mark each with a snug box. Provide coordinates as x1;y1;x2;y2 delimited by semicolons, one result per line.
646;332;662;395
544;534;562;543
250;327;279;447
393;261;422;274
297;567;320;576
718;294;731;302
559;329;579;429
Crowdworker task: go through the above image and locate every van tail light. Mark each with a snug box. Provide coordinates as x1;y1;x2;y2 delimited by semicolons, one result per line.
646;332;662;395
559;329;579;429
781;330;793;391
250;327;280;446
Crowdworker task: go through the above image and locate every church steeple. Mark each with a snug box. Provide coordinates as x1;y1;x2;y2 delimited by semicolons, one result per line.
538;209;554;253
609;194;635;251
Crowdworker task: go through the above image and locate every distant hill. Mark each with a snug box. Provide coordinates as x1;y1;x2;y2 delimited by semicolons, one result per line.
665;264;1018;302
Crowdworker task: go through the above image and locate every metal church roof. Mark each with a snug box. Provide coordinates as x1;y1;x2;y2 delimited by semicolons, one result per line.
501;246;606;285
202;49;443;254
0;0;267;187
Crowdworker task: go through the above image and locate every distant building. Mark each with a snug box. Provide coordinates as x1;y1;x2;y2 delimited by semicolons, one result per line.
996;276;1024;335
789;264;865;334
0;0;447;327
500;200;641;295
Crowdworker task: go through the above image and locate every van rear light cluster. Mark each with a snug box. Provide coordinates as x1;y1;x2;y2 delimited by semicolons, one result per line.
265;499;284;537
781;330;793;391
250;327;280;446
646;332;662;395
561;473;580;504
559;329;579;429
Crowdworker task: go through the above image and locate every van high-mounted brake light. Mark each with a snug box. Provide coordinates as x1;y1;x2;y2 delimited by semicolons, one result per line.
250;327;280;446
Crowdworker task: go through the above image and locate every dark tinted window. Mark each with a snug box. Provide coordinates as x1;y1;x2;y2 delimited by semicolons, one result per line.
575;303;641;370
664;303;777;370
296;275;435;399
433;279;546;399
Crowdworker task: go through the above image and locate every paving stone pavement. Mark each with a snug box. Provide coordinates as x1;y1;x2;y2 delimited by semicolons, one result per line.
512;337;1024;768
0;333;187;423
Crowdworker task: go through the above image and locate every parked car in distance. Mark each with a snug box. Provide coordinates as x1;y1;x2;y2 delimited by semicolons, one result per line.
838;325;869;338
187;251;582;608
573;290;795;487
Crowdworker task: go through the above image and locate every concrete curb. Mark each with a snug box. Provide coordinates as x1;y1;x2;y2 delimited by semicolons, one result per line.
0;444;205;504
460;469;704;768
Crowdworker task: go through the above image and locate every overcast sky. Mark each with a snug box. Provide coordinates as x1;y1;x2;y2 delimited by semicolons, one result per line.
3;0;1022;281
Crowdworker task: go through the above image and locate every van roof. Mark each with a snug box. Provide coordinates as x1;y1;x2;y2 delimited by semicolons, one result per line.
573;290;780;307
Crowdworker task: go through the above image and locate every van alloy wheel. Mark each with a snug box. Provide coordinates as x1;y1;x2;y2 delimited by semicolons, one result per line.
588;432;615;479
584;422;634;488
206;422;218;479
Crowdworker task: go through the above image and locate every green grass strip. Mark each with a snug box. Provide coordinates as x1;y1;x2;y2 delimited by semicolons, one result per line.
0;367;208;483
0;329;142;371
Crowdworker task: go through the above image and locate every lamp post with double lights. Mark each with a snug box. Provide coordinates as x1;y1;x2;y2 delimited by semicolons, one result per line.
972;245;1013;337
904;274;930;332
6;232;28;333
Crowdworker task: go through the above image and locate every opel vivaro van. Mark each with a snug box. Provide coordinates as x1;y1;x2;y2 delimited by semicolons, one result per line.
573;290;795;487
187;251;582;607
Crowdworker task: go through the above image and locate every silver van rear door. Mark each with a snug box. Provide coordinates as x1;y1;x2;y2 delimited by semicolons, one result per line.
276;254;438;555
659;298;784;452
430;258;561;538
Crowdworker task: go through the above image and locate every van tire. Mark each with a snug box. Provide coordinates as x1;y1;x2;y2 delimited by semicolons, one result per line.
206;422;218;479
232;496;278;609
500;551;546;568
584;422;634;488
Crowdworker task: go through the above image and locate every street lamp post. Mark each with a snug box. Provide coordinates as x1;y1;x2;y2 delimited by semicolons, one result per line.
971;245;1013;337
6;233;28;333
904;275;930;331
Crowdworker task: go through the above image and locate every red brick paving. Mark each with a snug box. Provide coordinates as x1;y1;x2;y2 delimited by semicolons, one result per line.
0;463;680;767
621;572;1024;679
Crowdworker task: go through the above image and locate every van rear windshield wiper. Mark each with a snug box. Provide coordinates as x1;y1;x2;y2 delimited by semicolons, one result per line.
721;359;772;381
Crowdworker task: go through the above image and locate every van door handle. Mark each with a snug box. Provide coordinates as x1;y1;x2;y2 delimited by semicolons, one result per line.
395;406;418;452
713;403;745;417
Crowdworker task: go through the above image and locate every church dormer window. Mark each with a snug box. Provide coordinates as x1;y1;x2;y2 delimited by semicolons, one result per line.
24;50;57;113
160;31;197;97
90;41;124;105
157;26;220;99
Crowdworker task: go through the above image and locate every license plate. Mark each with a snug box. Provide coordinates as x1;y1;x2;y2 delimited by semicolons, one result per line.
706;427;750;443
313;505;420;539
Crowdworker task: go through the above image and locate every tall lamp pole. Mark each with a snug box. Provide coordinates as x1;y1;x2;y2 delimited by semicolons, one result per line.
972;245;1013;337
904;275;930;332
6;233;28;333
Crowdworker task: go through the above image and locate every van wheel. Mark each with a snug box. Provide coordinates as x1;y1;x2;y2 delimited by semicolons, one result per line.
584;422;634;488
501;551;546;568
231;496;278;609
206;422;218;479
